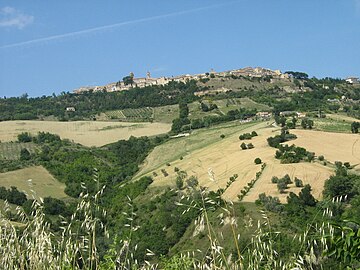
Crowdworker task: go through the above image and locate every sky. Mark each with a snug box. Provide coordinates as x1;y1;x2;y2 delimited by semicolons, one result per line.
0;0;360;97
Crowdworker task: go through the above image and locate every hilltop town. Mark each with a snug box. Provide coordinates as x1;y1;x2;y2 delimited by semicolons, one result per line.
73;66;293;94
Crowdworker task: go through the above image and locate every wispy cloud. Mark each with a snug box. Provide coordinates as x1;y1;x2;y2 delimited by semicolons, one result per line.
0;6;34;29
0;1;239;49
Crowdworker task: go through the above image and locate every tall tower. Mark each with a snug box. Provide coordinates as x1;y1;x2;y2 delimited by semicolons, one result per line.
146;71;151;79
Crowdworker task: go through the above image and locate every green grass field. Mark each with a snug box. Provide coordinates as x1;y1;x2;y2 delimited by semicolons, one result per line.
106;107;154;121
312;117;352;133
0;142;38;160
0;166;67;200
153;104;179;123
212;97;272;114
197;76;295;92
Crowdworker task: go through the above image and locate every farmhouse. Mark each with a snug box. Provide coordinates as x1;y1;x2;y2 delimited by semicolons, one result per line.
280;111;296;117
296;112;306;118
256;111;272;119
66;107;76;112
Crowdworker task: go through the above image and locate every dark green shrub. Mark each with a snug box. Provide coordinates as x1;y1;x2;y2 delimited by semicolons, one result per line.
254;158;262;164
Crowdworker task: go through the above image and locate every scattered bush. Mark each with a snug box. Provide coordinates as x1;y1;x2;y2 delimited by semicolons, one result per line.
161;169;168;177
271;176;279;183
175;177;184;190
277;179;288;193
247;143;254;149
240;142;247;150
295;177;303;187
283;174;292;184
254;158;262;164
239;131;258;140
186;175;199;188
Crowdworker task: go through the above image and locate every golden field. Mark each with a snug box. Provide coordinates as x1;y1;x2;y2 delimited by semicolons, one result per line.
0;166;67;200
0;120;171;147
292;129;360;168
137;123;359;202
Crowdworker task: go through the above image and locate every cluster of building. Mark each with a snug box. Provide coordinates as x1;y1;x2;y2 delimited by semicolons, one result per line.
73;67;359;95
73;67;291;94
345;77;359;84
217;67;290;79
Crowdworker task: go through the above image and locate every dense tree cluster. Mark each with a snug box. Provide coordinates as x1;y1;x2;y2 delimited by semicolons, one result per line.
351;121;360;133
267;128;297;148
285;71;309;80
239;131;258;140
0;186;27;206
301;118;314;129
200;102;217;112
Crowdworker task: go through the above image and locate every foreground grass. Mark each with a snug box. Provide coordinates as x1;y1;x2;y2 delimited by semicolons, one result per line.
0;184;353;269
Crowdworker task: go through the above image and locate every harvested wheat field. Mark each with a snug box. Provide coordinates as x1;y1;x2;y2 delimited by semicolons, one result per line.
292;130;360;168
0;166;67;200
141;124;353;203
242;162;333;203
147;123;278;193
0;120;171;147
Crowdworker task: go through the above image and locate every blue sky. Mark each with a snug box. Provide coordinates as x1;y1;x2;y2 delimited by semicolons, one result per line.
0;0;360;97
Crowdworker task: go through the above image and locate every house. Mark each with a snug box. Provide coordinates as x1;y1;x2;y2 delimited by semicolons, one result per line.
280;111;296;117
66;107;76;112
345;77;359;84
256;111;272;119
296;112;306;118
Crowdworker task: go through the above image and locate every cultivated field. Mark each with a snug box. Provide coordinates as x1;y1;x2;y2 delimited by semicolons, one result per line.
292;129;360;168
106;107;154;121
135;121;264;179
105;98;271;123
312;117;352;133
0;120;171;147
213;97;272;114
136;123;360;202
0;166;67;200
242;163;333;203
